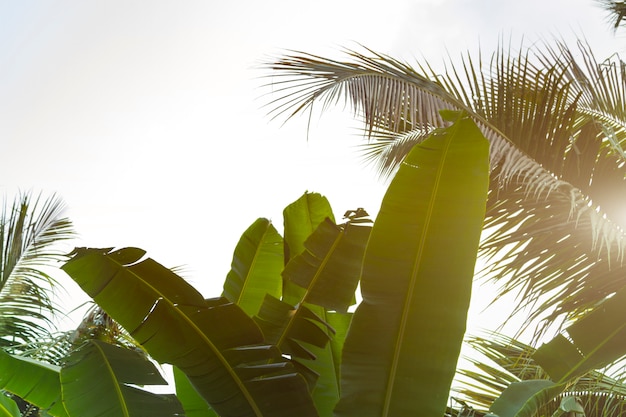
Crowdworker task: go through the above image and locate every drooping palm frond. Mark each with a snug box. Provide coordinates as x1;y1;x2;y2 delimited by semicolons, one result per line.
595;0;626;30
454;331;626;416
0;192;74;351
263;40;626;337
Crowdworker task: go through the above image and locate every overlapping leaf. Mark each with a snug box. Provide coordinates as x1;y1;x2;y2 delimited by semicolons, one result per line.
62;247;317;417
263;41;626;337
0;349;66;417
282;218;371;313
223;218;283;317
334;113;489;417
60;340;182;417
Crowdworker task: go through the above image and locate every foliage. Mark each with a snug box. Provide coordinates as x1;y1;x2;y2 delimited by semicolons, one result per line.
454;331;626;417
0;192;74;351
262;38;626;340
21;114;489;417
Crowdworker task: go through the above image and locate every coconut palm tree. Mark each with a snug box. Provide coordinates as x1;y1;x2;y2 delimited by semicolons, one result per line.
263;38;626;341
0;191;74;352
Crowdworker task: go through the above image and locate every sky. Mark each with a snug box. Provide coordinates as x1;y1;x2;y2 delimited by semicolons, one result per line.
1;0;624;329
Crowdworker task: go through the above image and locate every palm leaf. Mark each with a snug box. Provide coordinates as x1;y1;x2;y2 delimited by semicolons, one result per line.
60;340;183;417
456;331;626;416
264;42;626;337
222;218;283;317
0;192;74;349
334;112;489;416
62;247;317;417
594;0;626;30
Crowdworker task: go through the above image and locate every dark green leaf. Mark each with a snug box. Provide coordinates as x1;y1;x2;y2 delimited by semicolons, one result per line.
61;340;183;417
62;248;318;417
334;113;489;417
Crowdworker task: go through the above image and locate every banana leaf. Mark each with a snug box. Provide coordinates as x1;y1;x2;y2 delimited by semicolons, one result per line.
283;192;336;263
173;366;218;417
282;218;371;312
489;380;566;417
60;340;183;417
0;349;67;417
334;112;490;417
255;295;333;361
282;192;335;305
223;218;283;317
0;395;20;417
301;312;352;417
534;284;626;382
62;247;318;417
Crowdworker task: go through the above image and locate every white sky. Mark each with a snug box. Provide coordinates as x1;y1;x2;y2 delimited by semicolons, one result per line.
1;0;623;329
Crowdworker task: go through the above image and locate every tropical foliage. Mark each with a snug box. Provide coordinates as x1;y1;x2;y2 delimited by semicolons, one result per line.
258;13;626;415
262;36;626;341
0;114;492;416
0;192;75;416
0;192;74;351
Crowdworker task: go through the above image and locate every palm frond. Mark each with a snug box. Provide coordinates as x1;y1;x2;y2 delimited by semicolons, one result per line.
0;192;75;349
263;40;626;336
455;331;626;416
594;0;626;30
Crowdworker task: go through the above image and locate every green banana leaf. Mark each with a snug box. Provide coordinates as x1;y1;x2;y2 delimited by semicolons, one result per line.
282;192;335;305
0;394;20;417
255;296;333;360
222;218;283;317
489;380;566;417
283;192;336;262
60;340;183;417
334;112;490;417
173;366;218;417
282;218;371;312
0;349;67;417
301;312;352;417
62;247;318;417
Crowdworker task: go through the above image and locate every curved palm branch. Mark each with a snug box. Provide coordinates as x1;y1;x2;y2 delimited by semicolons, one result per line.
455;331;626;416
263;40;626;337
0;192;74;351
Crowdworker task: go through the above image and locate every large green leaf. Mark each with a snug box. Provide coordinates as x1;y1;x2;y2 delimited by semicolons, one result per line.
283;192;335;263
0;349;67;417
302;312;352;417
62;247;318;417
282;218;371;312
173;366;218;417
282;192;335;306
223;218;283;317
60;340;183;417
334;112;489;417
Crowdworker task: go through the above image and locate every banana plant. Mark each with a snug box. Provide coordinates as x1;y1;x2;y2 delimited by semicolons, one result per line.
56;111;489;416
0;339;181;417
